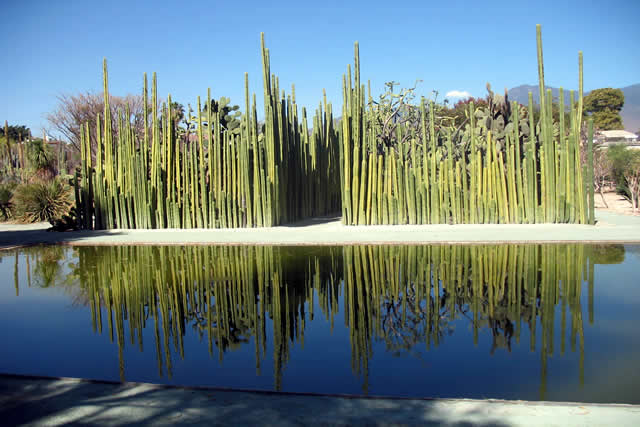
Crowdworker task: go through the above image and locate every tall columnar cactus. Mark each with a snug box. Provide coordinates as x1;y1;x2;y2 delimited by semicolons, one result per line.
4;120;12;174
338;25;590;225
587;119;595;224
76;35;340;230
77;27;591;229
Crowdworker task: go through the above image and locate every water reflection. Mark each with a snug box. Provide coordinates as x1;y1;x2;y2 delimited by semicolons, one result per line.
9;244;623;398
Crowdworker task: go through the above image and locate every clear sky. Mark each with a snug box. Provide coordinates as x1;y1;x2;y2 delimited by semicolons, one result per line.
2;0;638;139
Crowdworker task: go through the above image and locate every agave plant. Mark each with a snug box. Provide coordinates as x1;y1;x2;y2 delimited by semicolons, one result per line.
11;178;72;223
0;183;16;219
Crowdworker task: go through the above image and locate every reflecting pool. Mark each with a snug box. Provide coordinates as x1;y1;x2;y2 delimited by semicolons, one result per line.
1;244;639;403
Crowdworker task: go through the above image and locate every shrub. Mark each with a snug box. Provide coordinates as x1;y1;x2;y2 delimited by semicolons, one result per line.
624;152;640;213
11;178;73;223
607;145;640;212
0;183;16;219
49;207;79;231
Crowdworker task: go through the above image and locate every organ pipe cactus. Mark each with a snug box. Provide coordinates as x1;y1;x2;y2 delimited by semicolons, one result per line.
75;35;340;229
339;25;591;225
76;27;593;229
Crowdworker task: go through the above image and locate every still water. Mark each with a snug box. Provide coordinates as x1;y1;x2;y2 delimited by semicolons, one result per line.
1;244;639;403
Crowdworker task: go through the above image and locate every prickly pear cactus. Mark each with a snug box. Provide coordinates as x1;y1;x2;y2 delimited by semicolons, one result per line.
461;85;530;152
205;96;242;135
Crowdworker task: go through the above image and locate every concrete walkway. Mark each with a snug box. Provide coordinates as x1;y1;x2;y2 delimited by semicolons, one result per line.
2;374;639;426
1;210;639;248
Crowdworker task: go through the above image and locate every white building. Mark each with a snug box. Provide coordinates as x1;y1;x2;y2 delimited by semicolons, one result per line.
597;130;639;148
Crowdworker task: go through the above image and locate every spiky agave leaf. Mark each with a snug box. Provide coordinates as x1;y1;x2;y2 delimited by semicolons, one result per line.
11;178;73;223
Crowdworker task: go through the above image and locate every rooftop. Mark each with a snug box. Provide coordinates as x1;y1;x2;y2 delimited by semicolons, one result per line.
600;130;638;139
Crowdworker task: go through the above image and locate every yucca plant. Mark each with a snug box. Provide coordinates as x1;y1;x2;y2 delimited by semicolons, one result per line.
11;178;73;223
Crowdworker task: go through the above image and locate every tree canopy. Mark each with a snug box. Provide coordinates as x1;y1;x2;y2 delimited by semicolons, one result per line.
583;88;625;130
0;124;30;141
47;92;145;152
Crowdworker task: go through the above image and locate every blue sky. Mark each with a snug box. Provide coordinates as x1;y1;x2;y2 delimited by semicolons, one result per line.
2;0;638;138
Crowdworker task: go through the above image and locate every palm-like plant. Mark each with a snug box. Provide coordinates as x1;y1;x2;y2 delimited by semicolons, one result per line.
26;139;57;179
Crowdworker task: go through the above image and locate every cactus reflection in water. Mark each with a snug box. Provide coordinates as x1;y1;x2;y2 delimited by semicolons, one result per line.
69;245;342;389
11;244;594;396
342;245;594;398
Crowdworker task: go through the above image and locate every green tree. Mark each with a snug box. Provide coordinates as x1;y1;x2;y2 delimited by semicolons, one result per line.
607;144;630;193
0;183;16;219
583;88;624;130
26;138;57;178
0;124;30;141
607;144;640;207
169;101;186;140
368;81;423;152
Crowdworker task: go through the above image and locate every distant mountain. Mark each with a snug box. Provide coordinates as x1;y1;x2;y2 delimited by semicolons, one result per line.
619;84;640;133
507;85;575;107
507;83;640;132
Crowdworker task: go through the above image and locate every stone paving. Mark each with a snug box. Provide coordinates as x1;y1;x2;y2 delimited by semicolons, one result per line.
2;375;640;426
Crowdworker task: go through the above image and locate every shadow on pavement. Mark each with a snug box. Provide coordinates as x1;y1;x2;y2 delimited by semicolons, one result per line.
280;214;342;228
0;228;123;248
0;374;510;426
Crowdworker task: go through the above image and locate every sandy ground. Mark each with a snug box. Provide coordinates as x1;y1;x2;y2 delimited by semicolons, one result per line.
594;191;638;216
2;375;639;426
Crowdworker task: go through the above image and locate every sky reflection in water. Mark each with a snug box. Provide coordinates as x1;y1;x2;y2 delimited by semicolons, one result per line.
0;244;638;403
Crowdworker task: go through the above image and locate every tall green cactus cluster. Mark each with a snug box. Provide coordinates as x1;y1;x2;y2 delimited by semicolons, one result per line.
75;34;340;229
76;26;595;228
340;25;596;225
258;34;341;224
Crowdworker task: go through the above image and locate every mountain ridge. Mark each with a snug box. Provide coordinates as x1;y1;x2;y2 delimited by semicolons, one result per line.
506;83;640;132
